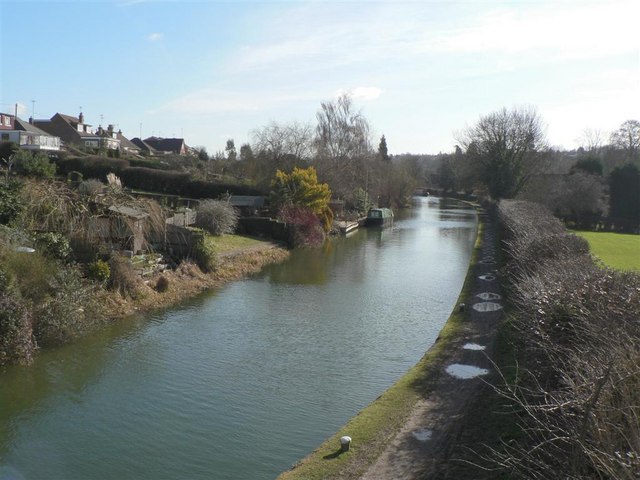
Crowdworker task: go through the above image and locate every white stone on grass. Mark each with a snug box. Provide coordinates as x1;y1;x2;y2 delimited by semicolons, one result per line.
412;428;433;442
472;302;503;312
463;343;486;351
478;274;496;281
446;363;489;379
476;292;502;301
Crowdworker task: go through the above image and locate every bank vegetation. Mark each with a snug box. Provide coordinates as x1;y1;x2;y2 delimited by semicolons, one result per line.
491;200;639;479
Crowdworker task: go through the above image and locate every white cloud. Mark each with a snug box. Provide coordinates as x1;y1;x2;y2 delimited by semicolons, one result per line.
147;32;163;42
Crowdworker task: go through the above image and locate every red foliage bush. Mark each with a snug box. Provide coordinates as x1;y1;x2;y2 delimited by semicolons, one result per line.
278;204;325;248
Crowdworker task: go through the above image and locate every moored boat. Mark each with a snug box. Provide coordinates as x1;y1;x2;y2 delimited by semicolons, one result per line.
364;207;394;227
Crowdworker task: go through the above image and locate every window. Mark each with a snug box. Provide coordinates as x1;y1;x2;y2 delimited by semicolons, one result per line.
2;116;11;126
1;133;9;141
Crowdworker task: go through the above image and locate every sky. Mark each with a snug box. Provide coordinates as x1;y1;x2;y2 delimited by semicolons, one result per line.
1;0;638;155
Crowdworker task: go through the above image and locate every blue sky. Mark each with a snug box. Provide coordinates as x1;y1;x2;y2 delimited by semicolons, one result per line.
1;0;638;155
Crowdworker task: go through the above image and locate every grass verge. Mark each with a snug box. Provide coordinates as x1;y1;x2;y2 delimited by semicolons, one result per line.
573;230;640;271
204;233;267;255
277;215;484;480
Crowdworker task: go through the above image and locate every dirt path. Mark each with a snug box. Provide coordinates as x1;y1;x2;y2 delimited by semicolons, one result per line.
360;211;504;479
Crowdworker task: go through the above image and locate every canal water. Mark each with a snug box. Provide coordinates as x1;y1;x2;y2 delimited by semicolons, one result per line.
0;197;477;480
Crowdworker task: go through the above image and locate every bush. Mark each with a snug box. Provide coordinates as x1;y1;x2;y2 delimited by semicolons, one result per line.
278;204;325;248
155;275;170;292
190;234;217;273
493;200;640;479
0;289;35;366
194;199;239;235
77;179;105;196
34;232;72;262
119;167;191;193
0;180;24;225
12;150;56;178
88;259;111;283
55;156;130;180
0;247;57;303
108;255;141;298
32;267;102;347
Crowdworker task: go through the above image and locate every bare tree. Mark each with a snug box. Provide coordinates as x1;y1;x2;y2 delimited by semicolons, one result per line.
251;121;314;164
610;119;640;161
579;128;605;154
458;106;548;199
314;94;373;197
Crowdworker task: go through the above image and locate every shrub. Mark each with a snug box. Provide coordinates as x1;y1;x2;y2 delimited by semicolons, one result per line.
55;156;129;180
33;267;102;347
118;167;191;193
493;199;640;479
77;179;105;196
35;232;72;262
194;199;239;236
0;180;24;225
0;289;35;365
155;274;170;292
88;259;111;283
12;150;56;178
278;204;325;248
270;166;333;232
190;234;217;273
1;247;57;303
108;255;141;298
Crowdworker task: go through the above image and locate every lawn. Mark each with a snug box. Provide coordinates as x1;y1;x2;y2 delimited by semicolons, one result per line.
574;231;640;271
205;233;267;254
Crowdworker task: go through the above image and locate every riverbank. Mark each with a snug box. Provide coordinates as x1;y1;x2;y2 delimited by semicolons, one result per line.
101;239;290;319
277;206;492;480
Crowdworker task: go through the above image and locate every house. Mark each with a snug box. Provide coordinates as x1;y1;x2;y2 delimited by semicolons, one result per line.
0;112;15;130
0;113;61;151
116;130;141;155
95;124;121;151
34;112;120;151
131;137;159;156
142;136;188;155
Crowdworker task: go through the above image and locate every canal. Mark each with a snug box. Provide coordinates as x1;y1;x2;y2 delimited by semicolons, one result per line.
0;197;477;480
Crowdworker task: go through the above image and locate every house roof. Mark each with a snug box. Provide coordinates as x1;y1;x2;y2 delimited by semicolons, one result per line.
131;137;158;154
14;118;57;136
108;205;148;220
33;113;87;144
143;136;186;154
229;196;265;208
117;132;140;151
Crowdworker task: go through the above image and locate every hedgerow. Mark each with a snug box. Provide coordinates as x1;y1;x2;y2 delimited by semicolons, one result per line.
493;200;640;479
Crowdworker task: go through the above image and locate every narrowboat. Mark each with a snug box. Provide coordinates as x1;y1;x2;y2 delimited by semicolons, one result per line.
364;207;394;227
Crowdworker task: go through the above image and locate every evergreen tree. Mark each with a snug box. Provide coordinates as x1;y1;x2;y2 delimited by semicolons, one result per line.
378;135;389;162
609;163;640;231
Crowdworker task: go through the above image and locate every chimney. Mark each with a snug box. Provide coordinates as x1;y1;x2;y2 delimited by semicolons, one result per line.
79;112;84;124
29;116;33;124
107;124;114;134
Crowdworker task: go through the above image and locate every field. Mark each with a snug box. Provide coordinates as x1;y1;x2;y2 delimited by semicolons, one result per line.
574;231;640;271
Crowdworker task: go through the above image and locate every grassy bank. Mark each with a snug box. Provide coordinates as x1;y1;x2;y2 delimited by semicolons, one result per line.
105;236;289;319
277;217;484;480
573;230;640;271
